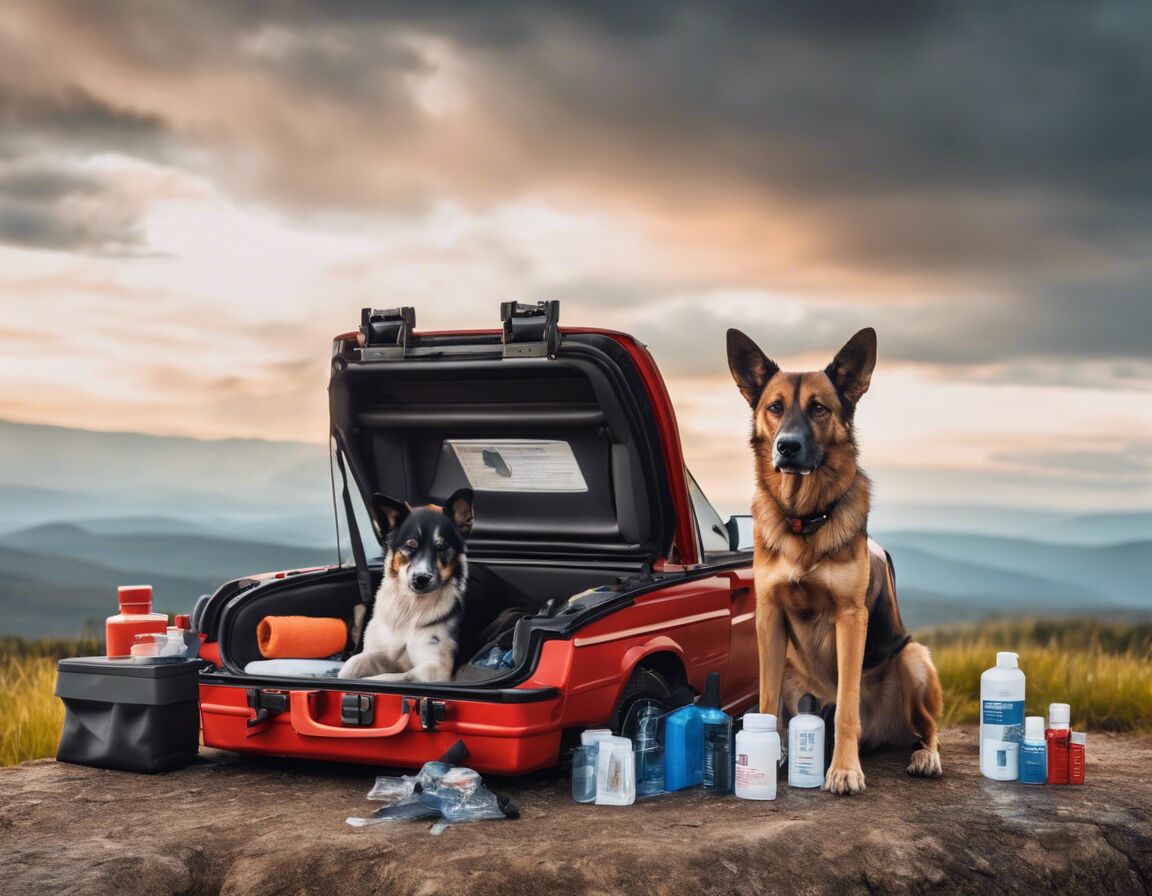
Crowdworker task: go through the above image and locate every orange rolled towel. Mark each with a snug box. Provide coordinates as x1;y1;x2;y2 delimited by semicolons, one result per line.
257;616;348;659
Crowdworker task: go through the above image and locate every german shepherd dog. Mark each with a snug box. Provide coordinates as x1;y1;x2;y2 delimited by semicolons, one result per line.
338;489;474;683
727;328;943;794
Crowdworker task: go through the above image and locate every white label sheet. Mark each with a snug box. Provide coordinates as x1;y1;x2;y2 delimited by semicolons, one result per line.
447;439;588;492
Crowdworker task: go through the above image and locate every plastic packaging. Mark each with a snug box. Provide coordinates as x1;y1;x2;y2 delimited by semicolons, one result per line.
106;585;167;657
1069;732;1086;785
788;694;826;788
347;802;441;827
367;775;418;803
980;651;1025;780
472;646;516;671
698;672;733;793
349;759;519;827
594;736;636;806
735;713;780;800
634;703;666;797
1019;716;1047;785
1047;703;1071;785
572;729;613;803
130;628;199;662
664;703;704;791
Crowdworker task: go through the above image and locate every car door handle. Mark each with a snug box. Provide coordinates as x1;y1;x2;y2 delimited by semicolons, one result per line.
730;586;751;599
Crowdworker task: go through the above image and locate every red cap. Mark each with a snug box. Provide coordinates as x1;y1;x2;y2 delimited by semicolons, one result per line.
117;585;153;611
175;614;191;630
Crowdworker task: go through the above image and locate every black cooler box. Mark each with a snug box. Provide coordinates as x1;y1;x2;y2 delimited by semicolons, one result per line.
55;657;201;773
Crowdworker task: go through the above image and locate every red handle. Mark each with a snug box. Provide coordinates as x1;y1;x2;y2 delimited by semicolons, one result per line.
288;690;412;739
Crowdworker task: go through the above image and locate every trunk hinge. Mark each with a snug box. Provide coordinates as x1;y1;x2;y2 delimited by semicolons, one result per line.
358;306;415;361
501;300;561;358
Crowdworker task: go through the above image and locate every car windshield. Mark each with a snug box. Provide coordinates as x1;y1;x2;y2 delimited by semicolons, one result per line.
687;470;731;555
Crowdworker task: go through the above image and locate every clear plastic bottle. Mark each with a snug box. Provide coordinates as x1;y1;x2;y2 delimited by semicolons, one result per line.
980;651;1025;780
698;672;733;793
735;713;780;800
634;704;666;797
788;694;826;788
572;729;613;803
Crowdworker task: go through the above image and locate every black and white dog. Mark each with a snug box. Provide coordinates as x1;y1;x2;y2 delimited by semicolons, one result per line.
338;489;474;682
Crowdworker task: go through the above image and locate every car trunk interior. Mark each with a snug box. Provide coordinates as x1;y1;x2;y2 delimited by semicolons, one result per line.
217;559;632;682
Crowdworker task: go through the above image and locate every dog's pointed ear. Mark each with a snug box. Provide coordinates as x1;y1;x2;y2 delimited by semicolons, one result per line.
369;493;410;544
444;488;475;536
825;327;877;406
727;329;779;408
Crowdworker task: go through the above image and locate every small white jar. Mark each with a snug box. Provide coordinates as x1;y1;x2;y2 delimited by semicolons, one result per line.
735;713;780;800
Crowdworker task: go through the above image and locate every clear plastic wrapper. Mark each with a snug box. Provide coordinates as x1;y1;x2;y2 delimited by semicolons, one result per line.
346;802;441;827
367;775;418;804
348;759;518;828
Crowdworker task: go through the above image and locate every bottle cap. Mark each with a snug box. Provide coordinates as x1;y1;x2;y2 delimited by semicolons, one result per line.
117;584;153;610
742;712;777;731
1024;716;1045;739
581;728;613;746
175;614;191;630
1049;703;1071;728
1070;732;1086;746
699;671;721;709
798;693;819;715
995;651;1019;669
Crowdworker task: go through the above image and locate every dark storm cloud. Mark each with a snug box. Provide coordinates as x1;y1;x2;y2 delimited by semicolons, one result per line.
0;165;147;252
1;0;1149;365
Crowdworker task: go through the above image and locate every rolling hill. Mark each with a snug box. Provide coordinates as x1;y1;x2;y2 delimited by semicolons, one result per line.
878;532;1150;608
0;526;337;638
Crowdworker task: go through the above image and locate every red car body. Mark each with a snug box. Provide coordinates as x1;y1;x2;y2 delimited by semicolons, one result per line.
192;306;757;773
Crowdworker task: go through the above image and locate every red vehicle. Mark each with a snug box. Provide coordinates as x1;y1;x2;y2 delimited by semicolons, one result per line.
192;302;758;774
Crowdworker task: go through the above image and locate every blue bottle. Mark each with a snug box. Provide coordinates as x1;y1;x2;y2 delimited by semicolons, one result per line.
698;672;733;793
1019;716;1048;784
664;703;704;791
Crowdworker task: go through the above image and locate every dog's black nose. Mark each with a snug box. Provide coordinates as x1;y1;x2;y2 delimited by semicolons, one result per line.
412;572;433;589
776;438;802;459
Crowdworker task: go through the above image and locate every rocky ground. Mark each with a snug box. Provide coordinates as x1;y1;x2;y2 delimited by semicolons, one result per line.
1;727;1149;896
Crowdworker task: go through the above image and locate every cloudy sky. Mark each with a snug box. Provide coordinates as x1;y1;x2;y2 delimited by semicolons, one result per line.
0;0;1149;515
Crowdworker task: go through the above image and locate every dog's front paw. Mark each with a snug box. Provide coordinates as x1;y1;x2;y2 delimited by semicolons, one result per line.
338;656;366;679
823;763;866;795
907;749;942;778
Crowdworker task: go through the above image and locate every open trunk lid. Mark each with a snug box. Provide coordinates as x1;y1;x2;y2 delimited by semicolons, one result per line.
329;305;694;570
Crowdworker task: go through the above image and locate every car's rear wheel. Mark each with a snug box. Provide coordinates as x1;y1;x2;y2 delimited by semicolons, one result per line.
610;665;694;738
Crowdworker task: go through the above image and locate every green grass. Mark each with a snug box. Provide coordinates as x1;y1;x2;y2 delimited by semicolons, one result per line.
0;637;101;767
1;621;1150;766
919;619;1152;731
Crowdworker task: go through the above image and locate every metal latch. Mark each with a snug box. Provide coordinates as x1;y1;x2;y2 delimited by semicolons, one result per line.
246;689;288;728
340;693;376;726
501;300;560;358
419;698;448;731
359;306;415;361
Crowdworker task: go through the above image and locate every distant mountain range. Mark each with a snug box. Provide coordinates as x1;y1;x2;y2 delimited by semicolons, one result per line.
0;523;336;637
0;417;1148;636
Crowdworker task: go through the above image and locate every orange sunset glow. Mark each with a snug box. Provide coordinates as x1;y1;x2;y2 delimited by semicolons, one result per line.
0;0;1149;525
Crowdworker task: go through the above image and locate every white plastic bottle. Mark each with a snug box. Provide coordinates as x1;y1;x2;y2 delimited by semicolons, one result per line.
788;694;825;788
735;713;780;800
980;651;1025;780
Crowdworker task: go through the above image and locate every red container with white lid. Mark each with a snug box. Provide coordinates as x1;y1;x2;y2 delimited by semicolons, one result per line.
105;585;168;657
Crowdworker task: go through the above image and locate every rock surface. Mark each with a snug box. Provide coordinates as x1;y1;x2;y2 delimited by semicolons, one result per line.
1;728;1149;896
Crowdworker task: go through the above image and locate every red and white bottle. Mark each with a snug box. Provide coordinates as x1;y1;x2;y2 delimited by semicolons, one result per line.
105;585;167;657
